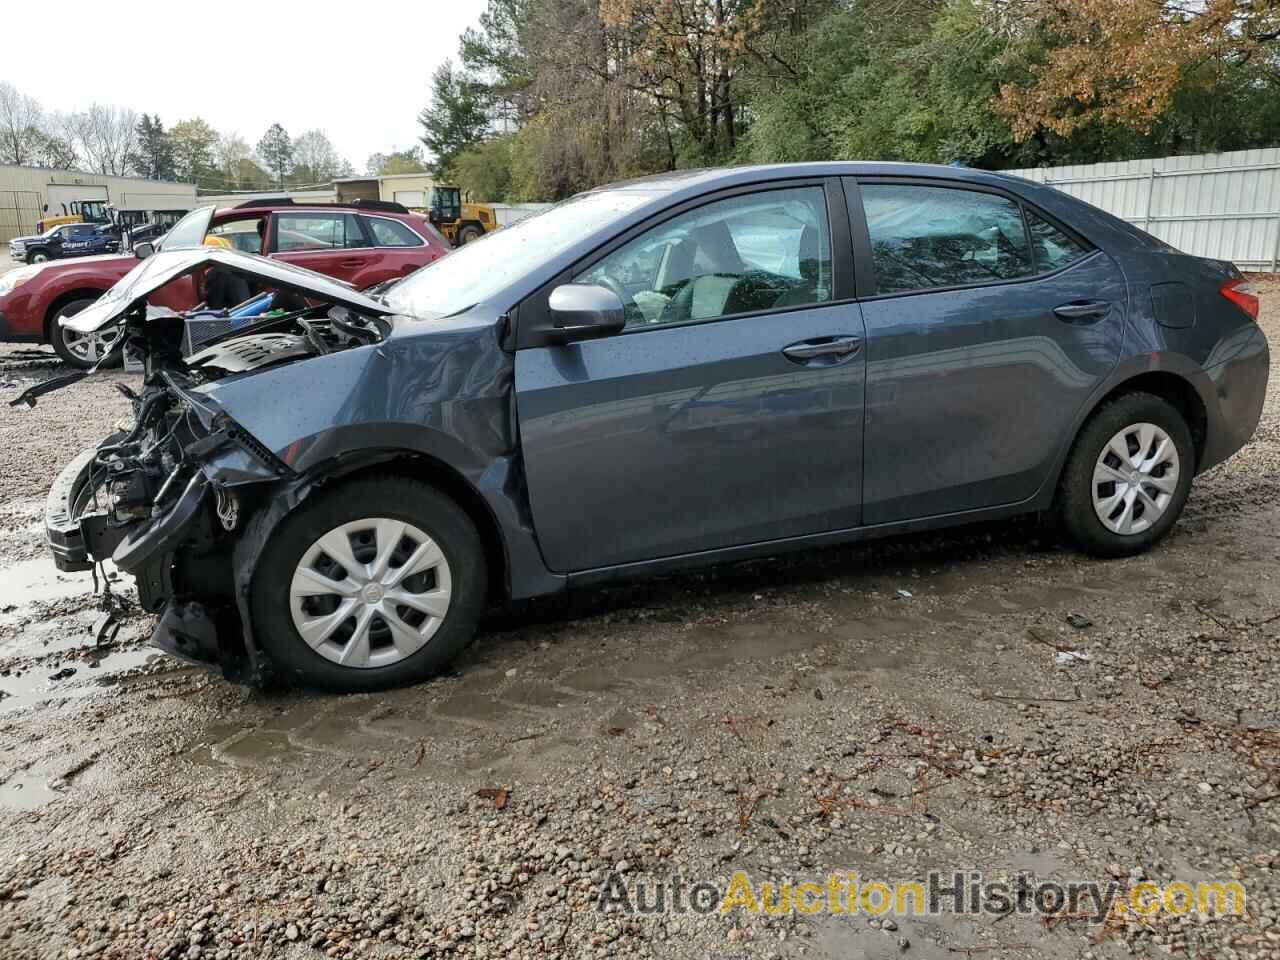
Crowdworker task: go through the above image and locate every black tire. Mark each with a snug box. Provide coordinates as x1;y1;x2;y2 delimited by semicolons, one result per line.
26;249;50;264
49;297;121;369
1057;392;1194;557
457;224;483;245
251;477;487;692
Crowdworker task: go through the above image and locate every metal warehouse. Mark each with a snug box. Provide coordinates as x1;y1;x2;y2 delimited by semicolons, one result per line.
0;164;197;245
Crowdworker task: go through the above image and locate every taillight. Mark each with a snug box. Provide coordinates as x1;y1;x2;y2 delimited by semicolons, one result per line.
1220;278;1260;322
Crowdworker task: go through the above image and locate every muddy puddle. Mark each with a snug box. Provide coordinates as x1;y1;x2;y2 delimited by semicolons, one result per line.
0;554;166;713
0;556;98;621
0;645;164;714
0;769;64;811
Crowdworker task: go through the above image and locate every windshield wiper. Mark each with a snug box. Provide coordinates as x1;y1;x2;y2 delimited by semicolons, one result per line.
439;302;478;320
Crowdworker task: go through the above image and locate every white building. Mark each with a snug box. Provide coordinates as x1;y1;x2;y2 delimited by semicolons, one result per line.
0;164;197;244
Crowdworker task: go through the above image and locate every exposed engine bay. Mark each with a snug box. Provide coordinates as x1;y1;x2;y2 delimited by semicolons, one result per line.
64;302;389;562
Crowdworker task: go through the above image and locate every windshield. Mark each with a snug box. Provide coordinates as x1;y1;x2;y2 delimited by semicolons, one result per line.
157;205;216;251
383;189;658;318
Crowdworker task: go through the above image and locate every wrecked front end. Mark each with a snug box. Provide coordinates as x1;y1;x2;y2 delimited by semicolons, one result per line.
42;312;370;682
35;248;403;685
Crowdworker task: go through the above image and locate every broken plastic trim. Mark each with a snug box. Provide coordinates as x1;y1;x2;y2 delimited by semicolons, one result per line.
9;331;124;408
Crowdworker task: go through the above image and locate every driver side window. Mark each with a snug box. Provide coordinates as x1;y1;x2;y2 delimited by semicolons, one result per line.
576;186;832;328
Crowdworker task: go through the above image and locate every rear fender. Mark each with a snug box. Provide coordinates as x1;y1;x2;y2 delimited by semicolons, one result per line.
1036;350;1231;507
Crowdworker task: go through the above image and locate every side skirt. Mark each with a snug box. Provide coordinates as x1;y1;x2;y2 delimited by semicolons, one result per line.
564;498;1046;589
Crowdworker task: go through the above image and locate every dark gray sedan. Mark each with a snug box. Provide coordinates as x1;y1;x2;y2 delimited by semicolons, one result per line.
38;163;1269;691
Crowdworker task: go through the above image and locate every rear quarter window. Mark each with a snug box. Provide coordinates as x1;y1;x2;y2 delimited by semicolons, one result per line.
1025;209;1092;273
364;217;424;248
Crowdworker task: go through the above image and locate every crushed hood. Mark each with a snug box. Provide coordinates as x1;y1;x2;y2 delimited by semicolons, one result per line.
63;247;393;333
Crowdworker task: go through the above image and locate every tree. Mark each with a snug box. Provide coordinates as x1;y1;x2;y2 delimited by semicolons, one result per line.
231;157;274;191
419;60;491;176
170;117;219;185
432;0;1280;197
0;82;44;166
742;0;1024;167
131;113;176;180
993;0;1280;139
291;129;347;185
65;104;137;175
256;123;293;190
366;146;429;176
213;132;252;189
452;135;514;200
30;129;78;170
460;0;534;128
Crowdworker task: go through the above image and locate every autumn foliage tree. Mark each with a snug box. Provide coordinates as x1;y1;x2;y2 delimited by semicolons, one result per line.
438;0;1280;202
993;0;1280;138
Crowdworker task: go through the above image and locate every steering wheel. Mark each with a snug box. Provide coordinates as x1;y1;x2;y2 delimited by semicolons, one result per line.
594;273;637;324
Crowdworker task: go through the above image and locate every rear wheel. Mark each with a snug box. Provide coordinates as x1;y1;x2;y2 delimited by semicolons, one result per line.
457;223;483;245
1058;392;1194;557
251;478;487;692
49;297;121;369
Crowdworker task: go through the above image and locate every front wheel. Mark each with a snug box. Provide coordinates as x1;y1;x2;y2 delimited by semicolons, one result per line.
49;297;121;369
251;478;487;692
27;250;49;264
1057;392;1194;557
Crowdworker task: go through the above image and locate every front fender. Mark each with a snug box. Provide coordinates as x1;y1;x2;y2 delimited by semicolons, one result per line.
198;322;564;603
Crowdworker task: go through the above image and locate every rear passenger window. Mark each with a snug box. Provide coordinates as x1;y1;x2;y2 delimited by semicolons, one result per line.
275;213;366;251
365;217;424;247
862;184;1033;295
1025;209;1091;273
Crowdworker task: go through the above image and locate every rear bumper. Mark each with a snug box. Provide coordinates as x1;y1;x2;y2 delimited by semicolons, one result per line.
1201;325;1271;471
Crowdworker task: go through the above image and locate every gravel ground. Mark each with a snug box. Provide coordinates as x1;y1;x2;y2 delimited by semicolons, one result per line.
0;286;1278;959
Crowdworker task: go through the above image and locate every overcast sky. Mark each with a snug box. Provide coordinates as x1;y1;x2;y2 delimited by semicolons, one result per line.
2;0;489;172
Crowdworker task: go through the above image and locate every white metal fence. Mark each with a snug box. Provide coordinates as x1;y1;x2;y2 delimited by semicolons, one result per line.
1003;147;1280;272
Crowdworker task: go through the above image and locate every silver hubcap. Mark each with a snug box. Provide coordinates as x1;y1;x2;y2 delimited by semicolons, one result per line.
1092;422;1180;535
61;324;119;364
289;518;452;669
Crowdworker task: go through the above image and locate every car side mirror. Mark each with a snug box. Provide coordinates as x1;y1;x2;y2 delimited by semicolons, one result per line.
548;284;625;343
134;241;155;260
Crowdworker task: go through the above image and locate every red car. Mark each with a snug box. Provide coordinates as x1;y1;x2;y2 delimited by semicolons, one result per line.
0;199;449;367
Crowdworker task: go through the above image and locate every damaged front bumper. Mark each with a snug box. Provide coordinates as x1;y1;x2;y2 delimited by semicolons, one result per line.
44;389;291;685
46;450;211;577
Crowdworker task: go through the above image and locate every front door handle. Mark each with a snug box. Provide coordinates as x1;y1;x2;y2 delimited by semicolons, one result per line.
782;335;862;362
1053;300;1111;323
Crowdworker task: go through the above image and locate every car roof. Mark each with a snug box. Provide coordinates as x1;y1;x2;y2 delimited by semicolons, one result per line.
579;159;1160;258
590;161;1041;196
213;203;423;219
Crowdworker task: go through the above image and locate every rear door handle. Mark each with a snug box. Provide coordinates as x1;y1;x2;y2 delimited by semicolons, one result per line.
340;258;367;268
782;335;862;362
1053;300;1111;322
